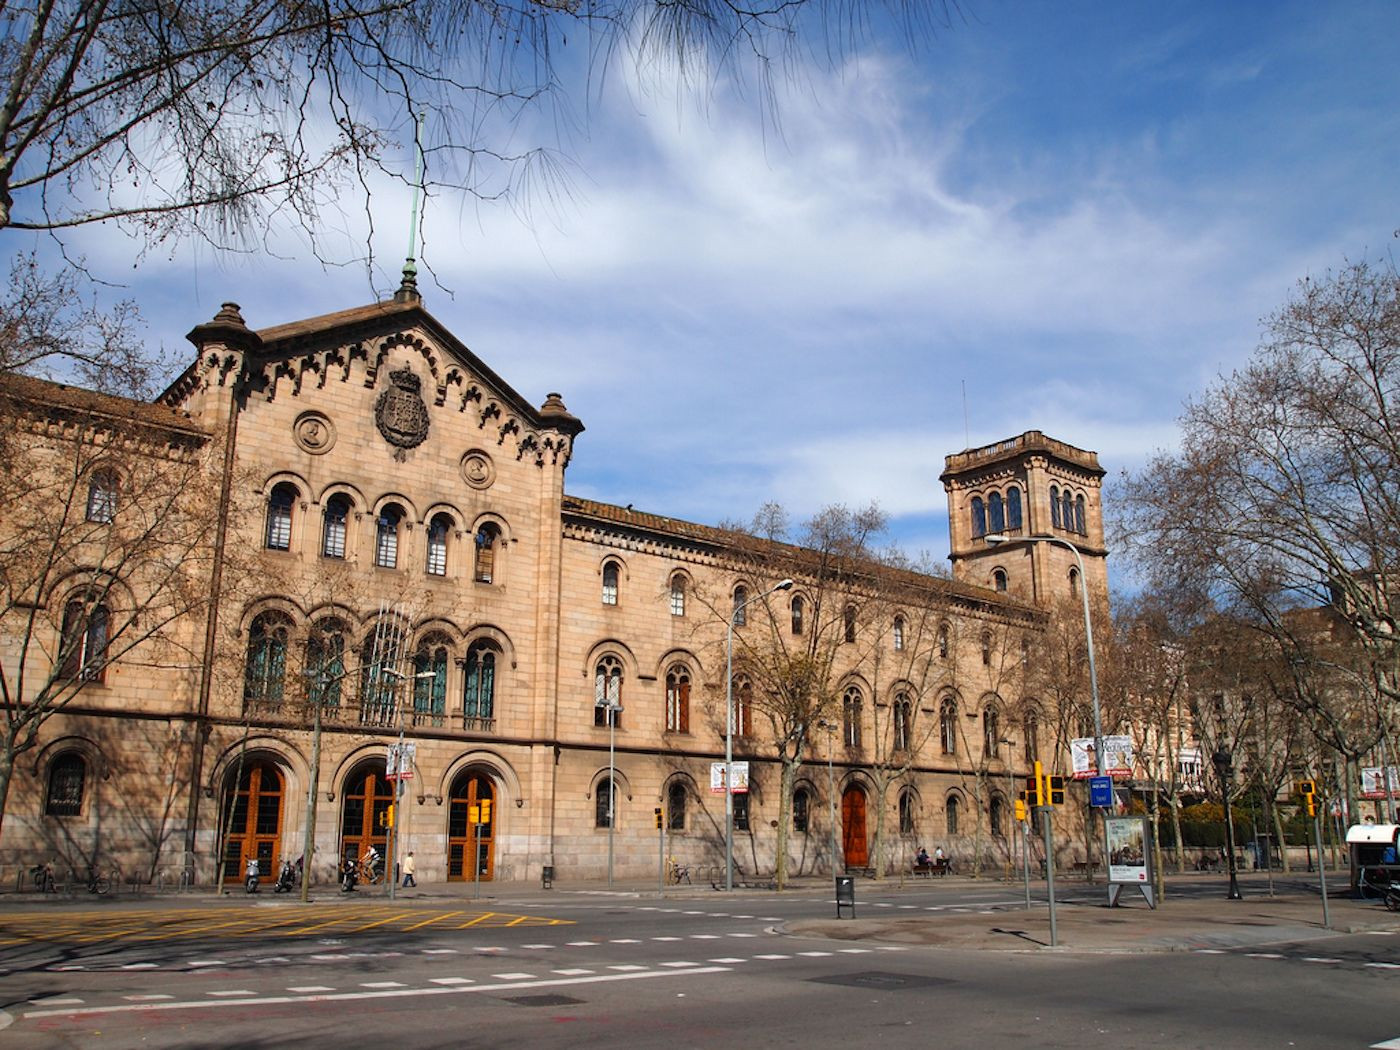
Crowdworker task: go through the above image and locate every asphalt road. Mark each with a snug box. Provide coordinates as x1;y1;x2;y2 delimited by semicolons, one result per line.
2;880;1396;1049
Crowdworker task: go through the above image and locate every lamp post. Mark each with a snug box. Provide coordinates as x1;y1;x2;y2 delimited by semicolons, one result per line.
381;668;434;900
817;718;840;875
724;577;794;892
1212;747;1243;900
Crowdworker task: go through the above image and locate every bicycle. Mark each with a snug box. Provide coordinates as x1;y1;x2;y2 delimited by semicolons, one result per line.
30;862;56;893
1360;867;1400;911
359;854;384;885
80;866;112;895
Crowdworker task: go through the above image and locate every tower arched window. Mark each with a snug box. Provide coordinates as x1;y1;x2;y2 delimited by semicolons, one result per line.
321;495;350;558
894;692;912;751
1050;485;1062;529
988;491;1004;534
602;561;620;605
1062;490;1075;533
899;789;916;834
1007;487;1022;530
939;698;957;755
596;776;615;828
983;704;1000;759
243;611;290;711
937;625;949;659
732;585;748;626
791;596;804;635
842;686;862;748
893;616;905;651
412;638;449;727
426;514;451;576
463;642;497;727
375;504;403;568
993;569;1007;592
1075;494;1087;535
793;787;810;832
474;523;500;583
306;619;347;713
668;781;687;831
990;794;1006;838
843;605;856;644
86;470;118;523
665;665;690;733
265;482;297;550
593;655;623;727
670;575;686;617
60;597;109;682
731;675;753;737
971;496;986;538
1023;712;1040;763
45;752;87;816
946;794;960;836
981;631;991;666
1069;567;1081;598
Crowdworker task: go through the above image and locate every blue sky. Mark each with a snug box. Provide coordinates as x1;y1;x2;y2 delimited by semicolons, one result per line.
25;1;1400;581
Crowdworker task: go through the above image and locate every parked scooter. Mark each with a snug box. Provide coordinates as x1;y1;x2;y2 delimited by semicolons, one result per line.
340;856;358;893
244;856;260;894
273;857;301;894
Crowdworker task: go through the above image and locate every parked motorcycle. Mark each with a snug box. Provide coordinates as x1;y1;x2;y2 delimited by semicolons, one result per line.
340;857;358;893
273;857;300;894
244;856;260;894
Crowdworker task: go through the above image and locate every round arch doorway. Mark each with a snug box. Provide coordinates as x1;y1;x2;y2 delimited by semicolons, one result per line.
221;758;284;887
447;770;496;881
841;785;869;870
340;759;392;875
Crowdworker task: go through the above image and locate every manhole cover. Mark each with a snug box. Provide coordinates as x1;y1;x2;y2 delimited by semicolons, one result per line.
502;994;586;1007
810;972;952;991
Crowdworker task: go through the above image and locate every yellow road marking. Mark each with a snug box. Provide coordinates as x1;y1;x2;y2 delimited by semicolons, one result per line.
401;910;465;931
347;910;415;933
454;912;496;928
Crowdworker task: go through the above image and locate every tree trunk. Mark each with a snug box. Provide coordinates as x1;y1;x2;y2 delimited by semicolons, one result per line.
0;744;15;847
775;759;796;890
1169;794;1186;874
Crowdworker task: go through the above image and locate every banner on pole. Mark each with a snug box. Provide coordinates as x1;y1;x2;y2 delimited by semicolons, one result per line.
710;761;749;794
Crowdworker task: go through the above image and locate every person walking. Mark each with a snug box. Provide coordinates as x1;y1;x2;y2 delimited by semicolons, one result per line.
402;850;417;888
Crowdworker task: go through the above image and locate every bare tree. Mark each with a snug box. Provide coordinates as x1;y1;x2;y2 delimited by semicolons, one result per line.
0;375;225;842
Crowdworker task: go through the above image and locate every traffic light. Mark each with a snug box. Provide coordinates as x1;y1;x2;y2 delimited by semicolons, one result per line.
1305;794;1317;817
479;799;492;824
1047;776;1066;806
1027;761;1045;807
1014;798;1027;822
654;807;663;829
377;804;395;828
1295;779;1316;796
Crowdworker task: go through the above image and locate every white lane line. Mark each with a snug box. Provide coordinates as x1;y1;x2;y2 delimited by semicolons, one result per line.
123;995;173;1002
288;986;334;993
797;951;833;957
520;944;553;950
610;939;642;944
1195;949;1226;955
30;999;83;1006
607;965;647;972
755;954;790;960
726;933;759;938
1370;1038;1400;1049
207;990;256;998
683;911;705;915
709;958;746;964
187;960;227;967
1246;953;1284;959
492;973;536;980
759;917;782;922
732;914;754;919
1302;957;1342;964
21;967;735;1020
566;941;599;947
660;961;700;968
476;947;507;954
429;978;474;985
838;949;874;954
690;935;720;940
361;982;405;989
422;949;459;955
121;963;159;970
552;968;593;976
1364;962;1400;970
652;936;683;942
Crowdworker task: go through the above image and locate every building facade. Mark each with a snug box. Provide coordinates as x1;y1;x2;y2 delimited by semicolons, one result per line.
1;285;1109;888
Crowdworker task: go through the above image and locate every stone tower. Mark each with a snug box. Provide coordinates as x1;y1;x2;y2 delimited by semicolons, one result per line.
939;431;1108;606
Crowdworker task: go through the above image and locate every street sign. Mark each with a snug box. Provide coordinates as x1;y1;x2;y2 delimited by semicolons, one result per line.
1090;775;1113;808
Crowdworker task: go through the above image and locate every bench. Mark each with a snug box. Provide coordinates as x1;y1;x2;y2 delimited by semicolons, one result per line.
912;859;951;878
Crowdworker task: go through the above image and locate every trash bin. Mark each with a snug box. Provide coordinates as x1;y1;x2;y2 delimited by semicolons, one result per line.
541;865;554;889
835;874;855;918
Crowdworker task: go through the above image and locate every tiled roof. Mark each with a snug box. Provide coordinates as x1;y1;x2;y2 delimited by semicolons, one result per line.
0;371;207;438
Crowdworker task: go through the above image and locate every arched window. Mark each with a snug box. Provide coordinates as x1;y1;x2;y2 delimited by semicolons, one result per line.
899;789;916;835
665;665;690;733
1023;712;1040;763
793;787;810;833
59;598;109;681
602;561;620;605
596;776;615;828
1062;490;1075;533
86;470;118;523
321;495;350;558
981;631;991;666
243;611;290;711
375;504;403;568
45;752;87;816
843;605;856;643
265;482;297;550
358;626;405;727
842;686;862;748
1007;487;1022;530
988;491;1005;534
1050;485;1062;529
474;523;500;583
1069;566;1081;598
993;569;1008;592
731;675;753;737
983;704;1000;759
732;585;748;626
425;514;451;576
668;781;687;831
938;625;949;659
990;794;1005;838
946;795;960;836
412;637;449;727
594;655;622;727
791;596;804;636
939;698;957;755
1075;494;1087;535
463;641;497;727
893;692;912;751
670;575;686;617
893;616;905;651
971;496;986;538
306;619;347;713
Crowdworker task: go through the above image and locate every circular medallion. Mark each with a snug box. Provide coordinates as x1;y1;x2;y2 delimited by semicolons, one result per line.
293;412;336;454
461;450;496;490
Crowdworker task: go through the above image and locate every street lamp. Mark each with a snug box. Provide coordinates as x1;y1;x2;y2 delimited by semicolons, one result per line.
817;718;840;875
1212;747;1244;900
984;533;1103;778
381;668;435;900
724;577;794;892
595;692;623;888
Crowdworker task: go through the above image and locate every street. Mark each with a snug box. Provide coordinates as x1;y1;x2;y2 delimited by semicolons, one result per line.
1;877;1397;1049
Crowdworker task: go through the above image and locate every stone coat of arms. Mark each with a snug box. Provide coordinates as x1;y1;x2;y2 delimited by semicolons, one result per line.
375;367;430;452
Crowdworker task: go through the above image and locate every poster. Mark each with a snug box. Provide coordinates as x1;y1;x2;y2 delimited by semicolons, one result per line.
1071;735;1134;779
1105;815;1149;884
709;761;749;794
1361;766;1400;799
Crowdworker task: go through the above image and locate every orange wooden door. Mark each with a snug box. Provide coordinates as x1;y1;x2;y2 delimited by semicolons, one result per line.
841;786;868;868
447;773;496;881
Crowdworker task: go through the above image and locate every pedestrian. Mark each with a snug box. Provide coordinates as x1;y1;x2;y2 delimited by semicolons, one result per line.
402;850;417;888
